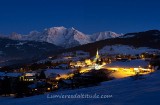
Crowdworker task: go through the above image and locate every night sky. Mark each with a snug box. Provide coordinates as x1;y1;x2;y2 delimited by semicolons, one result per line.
0;0;160;35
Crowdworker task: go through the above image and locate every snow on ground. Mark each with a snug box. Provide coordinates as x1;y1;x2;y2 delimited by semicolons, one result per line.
44;69;73;78
0;72;22;77
106;59;149;68
109;70;135;79
1;70;160;105
100;45;160;55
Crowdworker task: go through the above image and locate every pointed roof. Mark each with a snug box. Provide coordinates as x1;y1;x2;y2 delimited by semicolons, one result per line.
96;49;100;59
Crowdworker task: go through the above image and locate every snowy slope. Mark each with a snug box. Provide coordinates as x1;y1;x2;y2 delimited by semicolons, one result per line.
1;70;160;105
15;27;91;48
90;31;122;41
9;32;22;40
99;45;160;55
9;26;121;48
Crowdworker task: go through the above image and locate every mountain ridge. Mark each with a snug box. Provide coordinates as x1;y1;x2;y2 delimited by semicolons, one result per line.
0;37;62;66
5;26;122;48
65;29;160;56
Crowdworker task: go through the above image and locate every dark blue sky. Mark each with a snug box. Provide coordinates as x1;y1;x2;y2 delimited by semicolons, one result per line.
0;0;160;35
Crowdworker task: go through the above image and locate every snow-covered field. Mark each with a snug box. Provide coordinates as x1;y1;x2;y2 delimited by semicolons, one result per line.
100;45;160;55
1;70;160;105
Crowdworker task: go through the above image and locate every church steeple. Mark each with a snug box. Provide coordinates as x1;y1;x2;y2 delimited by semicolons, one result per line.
96;49;99;59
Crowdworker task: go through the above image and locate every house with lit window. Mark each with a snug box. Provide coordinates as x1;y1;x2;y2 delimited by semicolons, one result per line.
20;72;37;81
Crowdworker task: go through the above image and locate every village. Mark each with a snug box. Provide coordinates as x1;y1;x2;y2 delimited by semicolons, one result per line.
0;46;160;98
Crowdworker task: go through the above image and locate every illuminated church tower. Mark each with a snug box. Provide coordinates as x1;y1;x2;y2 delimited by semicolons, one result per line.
94;49;101;70
94;49;100;63
96;49;100;59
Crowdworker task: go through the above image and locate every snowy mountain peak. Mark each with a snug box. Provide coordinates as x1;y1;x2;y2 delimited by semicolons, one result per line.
9;32;22;40
90;31;123;41
7;26;122;48
70;27;76;30
29;31;40;35
48;26;66;31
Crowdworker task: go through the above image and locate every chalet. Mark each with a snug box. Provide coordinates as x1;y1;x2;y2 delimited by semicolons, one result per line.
85;59;92;66
70;61;86;68
69;62;76;68
44;69;72;80
55;64;69;69
75;61;86;67
20;72;36;81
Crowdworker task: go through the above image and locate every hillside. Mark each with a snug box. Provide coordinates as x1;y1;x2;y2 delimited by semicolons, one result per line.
66;30;160;56
0;37;62;66
0;70;160;105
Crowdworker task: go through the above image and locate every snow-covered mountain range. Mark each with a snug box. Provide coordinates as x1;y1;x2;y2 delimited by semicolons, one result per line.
8;26;122;48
